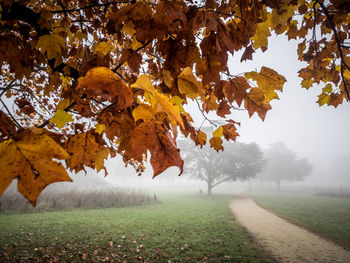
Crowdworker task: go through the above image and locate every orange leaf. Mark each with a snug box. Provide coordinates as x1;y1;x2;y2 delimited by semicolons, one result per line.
209;137;224;152
77;67;133;108
0;128;71;206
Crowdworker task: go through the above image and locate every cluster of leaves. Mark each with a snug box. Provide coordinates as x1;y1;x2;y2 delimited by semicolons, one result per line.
0;0;349;205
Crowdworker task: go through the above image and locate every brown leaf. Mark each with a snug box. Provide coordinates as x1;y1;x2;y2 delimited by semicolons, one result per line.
0;110;16;137
240;45;255;62
217;100;231;118
126;121;183;177
121;48;142;73
77;67;133;108
222;123;239;141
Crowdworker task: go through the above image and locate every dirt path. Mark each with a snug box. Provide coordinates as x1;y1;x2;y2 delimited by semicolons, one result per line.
230;196;350;263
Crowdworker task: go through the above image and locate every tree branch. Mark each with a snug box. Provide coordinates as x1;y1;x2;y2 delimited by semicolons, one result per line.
316;0;350;99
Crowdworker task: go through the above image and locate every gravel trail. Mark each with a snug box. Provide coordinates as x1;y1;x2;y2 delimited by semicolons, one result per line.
230;196;350;263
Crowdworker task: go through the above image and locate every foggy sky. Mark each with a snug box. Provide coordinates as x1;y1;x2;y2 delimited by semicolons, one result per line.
187;34;350;187
104;34;350;189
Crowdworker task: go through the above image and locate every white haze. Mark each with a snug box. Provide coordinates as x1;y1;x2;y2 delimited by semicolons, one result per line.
101;34;350;192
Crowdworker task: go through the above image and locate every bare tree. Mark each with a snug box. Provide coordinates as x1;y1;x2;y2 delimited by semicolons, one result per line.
180;139;264;195
258;142;313;190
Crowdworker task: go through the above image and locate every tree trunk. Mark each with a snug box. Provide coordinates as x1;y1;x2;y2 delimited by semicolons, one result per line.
276;180;281;191
207;183;212;195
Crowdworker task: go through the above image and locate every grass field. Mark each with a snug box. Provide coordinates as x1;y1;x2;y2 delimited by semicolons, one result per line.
253;192;350;249
0;194;274;262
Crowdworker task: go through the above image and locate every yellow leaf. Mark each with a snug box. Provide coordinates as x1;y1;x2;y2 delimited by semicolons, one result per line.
213;126;223;138
95;124;106;134
344;69;350;80
130;74;156;94
171;96;184;105
301;78;313;89
335;65;341;72
131;36;142;50
209;137;224;152
95;148;110;173
177;67;201;99
57;99;73;110
123;20;136;36
36;34;65;60
162;70;174;88
245;67;286;102
131;75;183;126
156;93;183;127
96;41;114;55
0;128;71;206
252;17;271;51
323;83;333;93
132;104;155;122
317;93;330;106
50;110;73;128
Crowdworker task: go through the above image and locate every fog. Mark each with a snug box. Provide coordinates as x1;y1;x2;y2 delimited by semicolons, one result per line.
101;34;350;193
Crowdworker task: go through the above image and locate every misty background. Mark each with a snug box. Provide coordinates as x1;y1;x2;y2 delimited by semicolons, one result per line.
100;34;350;192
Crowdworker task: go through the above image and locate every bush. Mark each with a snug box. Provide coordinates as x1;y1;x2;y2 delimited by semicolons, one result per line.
0;187;155;212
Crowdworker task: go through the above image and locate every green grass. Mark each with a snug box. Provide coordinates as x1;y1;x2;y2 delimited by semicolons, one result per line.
0;194;274;262
253;192;350;248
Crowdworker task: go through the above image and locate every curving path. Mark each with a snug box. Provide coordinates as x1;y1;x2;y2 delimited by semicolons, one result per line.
230;196;350;263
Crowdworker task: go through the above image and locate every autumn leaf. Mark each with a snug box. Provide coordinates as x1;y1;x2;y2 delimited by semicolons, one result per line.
252;17;271;51
36;34;65;60
124;121;183;177
66;132;101;173
131;75;183;127
0;128;71;205
177;67;201;99
96;41;114;55
194;130;207;147
95;124;106;134
209;137;224;152
50;110;73;129
95;148;110;174
213;126;223;138
245;67;286;102
222;123;239;141
244;88;272;120
132;104;155;122
77;67;133;107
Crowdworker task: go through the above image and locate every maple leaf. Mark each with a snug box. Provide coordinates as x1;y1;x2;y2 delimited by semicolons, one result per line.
0;128;71;205
95;124;106;134
222;77;250;106
212;126;223;138
36;34;65;60
222;123;239;141
194;130;207;147
252;17;271;51
95;41;114;55
125;121;183;177
244;88;272;120
77;67;133;107
0;110;16;138
131;75;183;127
66;132;101;173
245;67;286;102
95;148;110;174
50;110;73;129
240;45;255;62
177;67;201;99
209;137;224;152
132;104;155;122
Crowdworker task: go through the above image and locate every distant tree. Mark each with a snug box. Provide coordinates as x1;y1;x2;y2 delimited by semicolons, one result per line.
180;140;264;195
258;143;312;190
